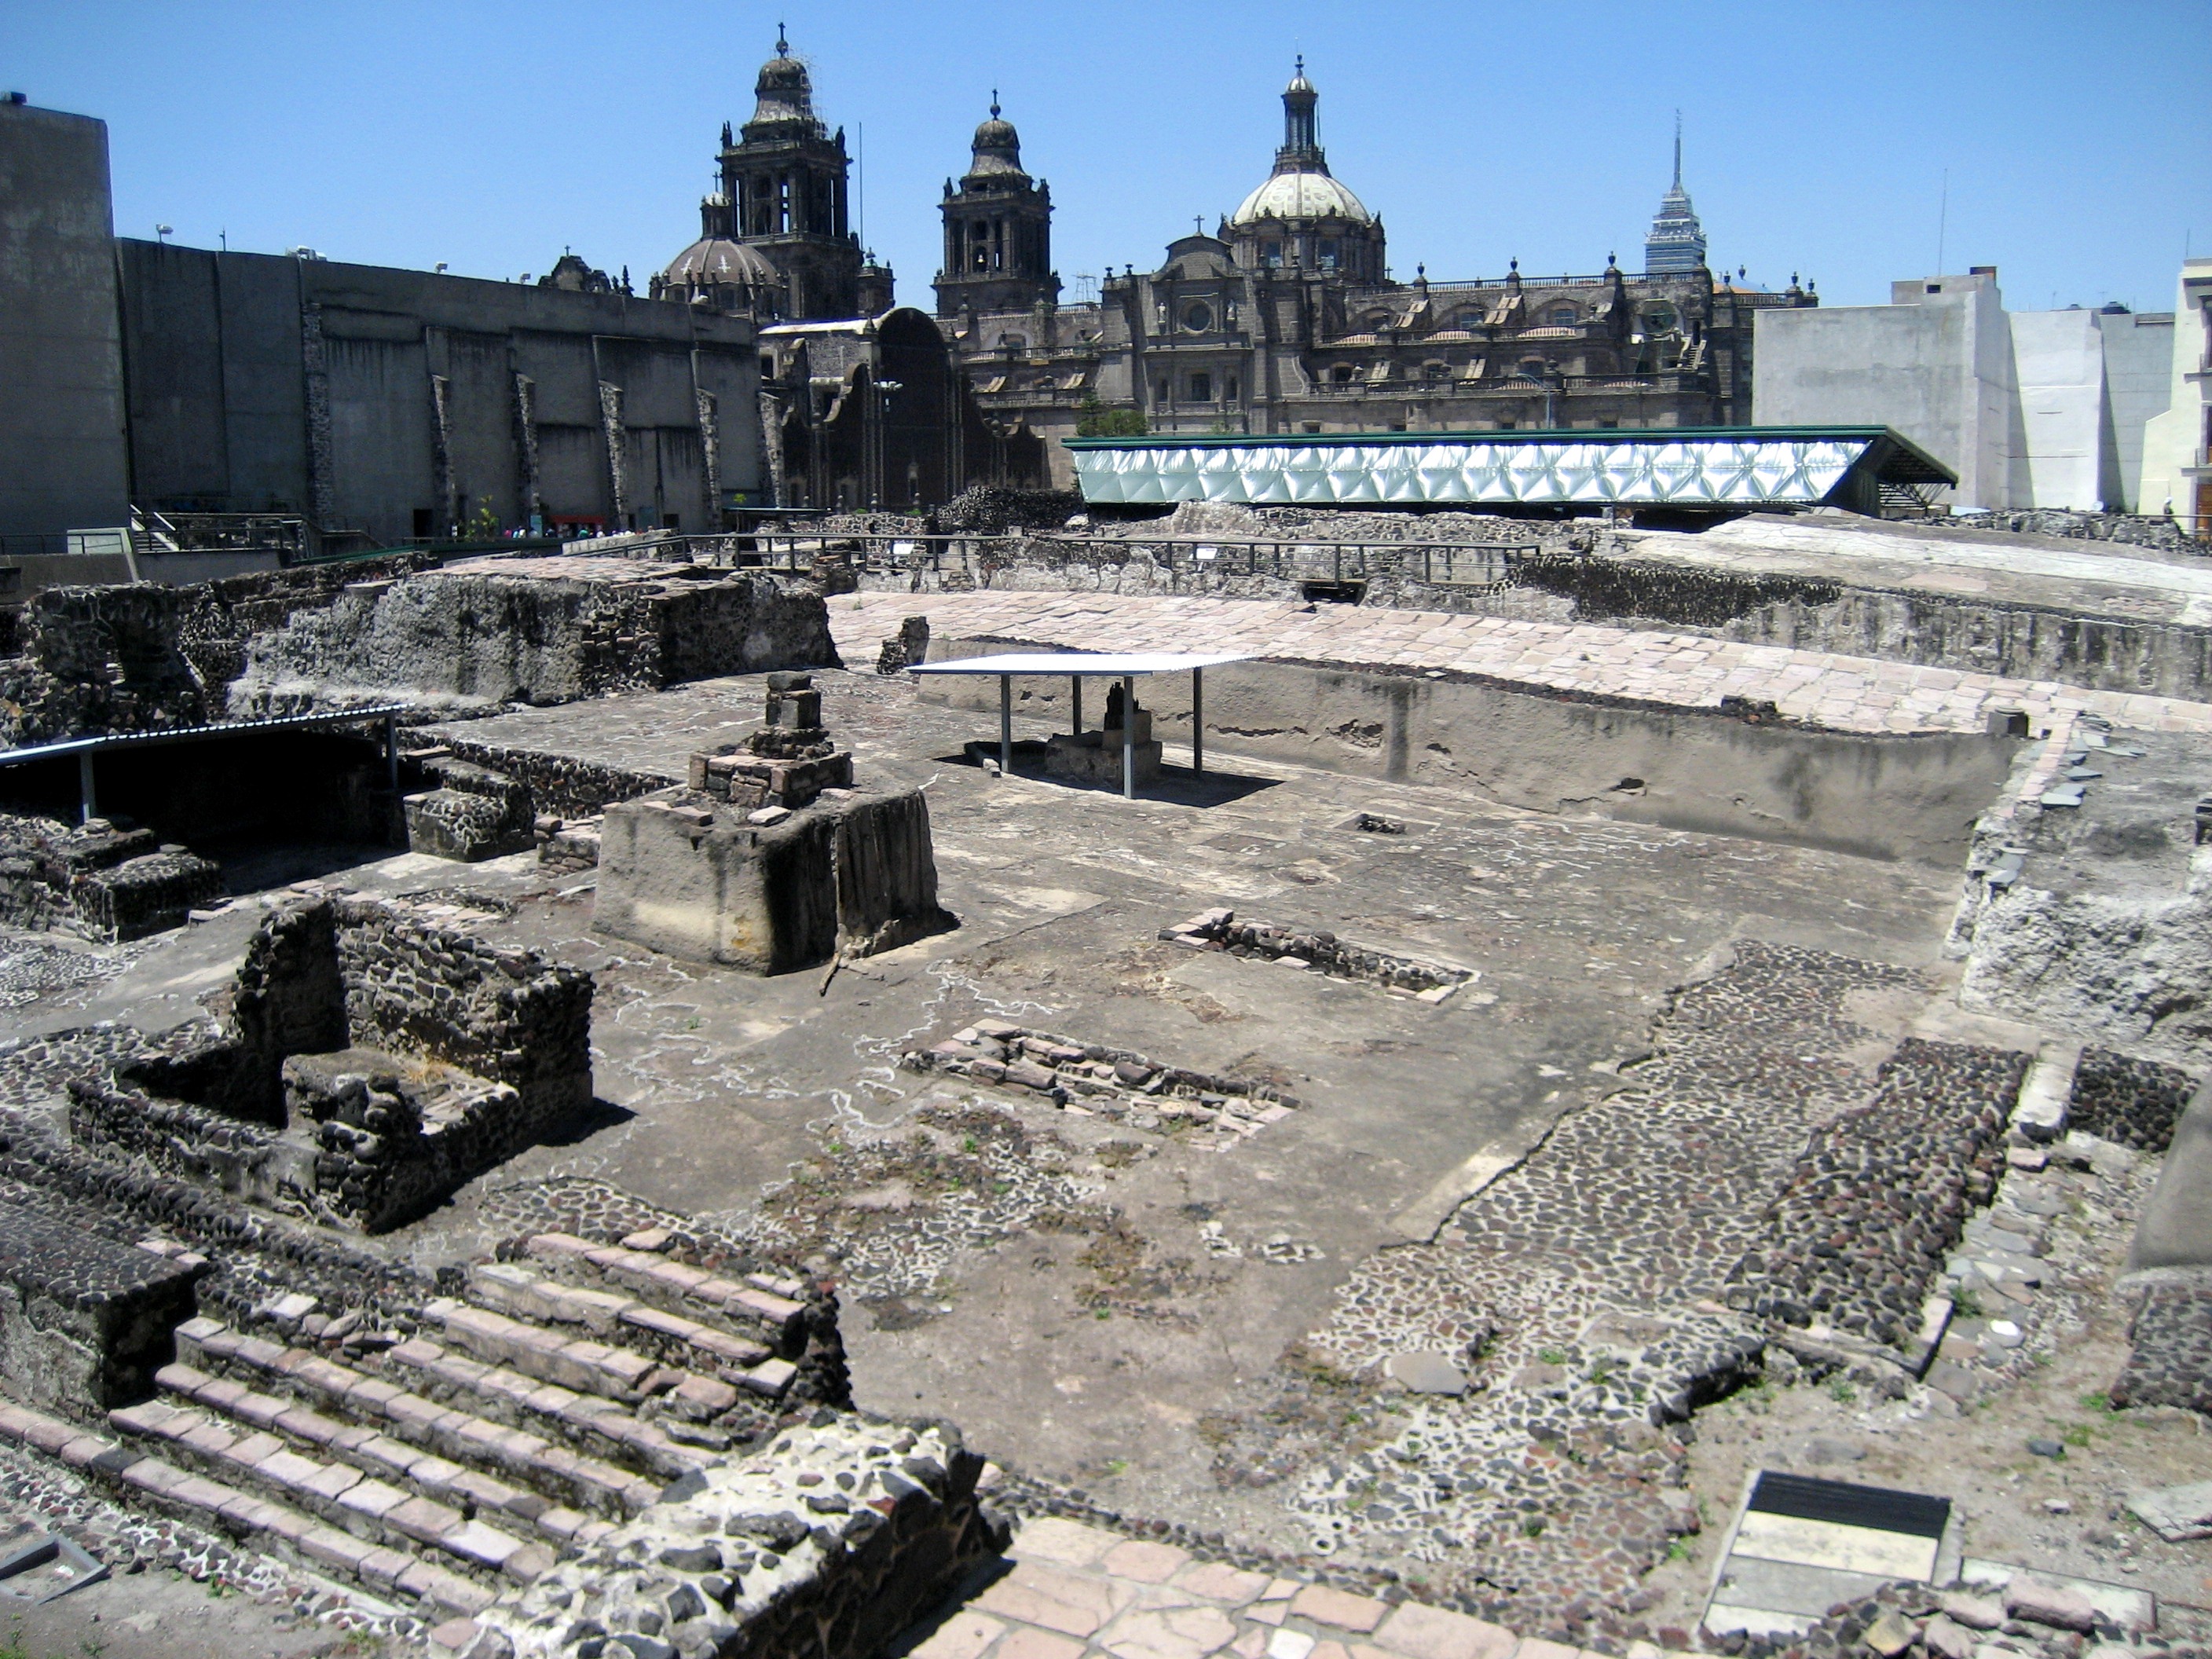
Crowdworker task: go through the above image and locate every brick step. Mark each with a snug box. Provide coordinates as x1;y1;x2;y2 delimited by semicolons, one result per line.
466;1258;802;1399
0;1397;493;1620
108;1394;558;1591
381;1329;710;1482
517;1229;808;1352
173;1317;660;1514
422;1292;798;1409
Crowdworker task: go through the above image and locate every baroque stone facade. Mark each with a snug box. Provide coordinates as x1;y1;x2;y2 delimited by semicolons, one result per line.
937;68;1818;485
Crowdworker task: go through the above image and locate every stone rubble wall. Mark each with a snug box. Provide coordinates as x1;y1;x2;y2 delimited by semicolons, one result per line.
0;558;433;749
471;1415;1009;1659
1162;904;1471;995
438;739;676;821
229;569;842;719
0;813;222;941
903;1018;1298;1146
0;1204;207;1417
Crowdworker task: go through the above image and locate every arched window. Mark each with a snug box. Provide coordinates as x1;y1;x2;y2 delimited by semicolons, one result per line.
1422;361;1450;382
1331;364;1356;384
1547;303;1577;327
998;332;1027;350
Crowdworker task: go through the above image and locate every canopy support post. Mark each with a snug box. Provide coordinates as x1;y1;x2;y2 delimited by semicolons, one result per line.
1121;675;1136;800
999;674;1013;777
1192;668;1204;776
1071;676;1082;740
79;752;96;826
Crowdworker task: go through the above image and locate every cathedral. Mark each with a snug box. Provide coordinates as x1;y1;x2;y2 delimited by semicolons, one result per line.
650;42;1818;500
933;65;1818;486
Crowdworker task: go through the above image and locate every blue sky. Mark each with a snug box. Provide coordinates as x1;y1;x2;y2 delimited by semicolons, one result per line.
8;0;2209;313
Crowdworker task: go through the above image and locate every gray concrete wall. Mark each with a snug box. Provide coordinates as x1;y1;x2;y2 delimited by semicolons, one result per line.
0;104;130;538
1755;276;2012;510
116;244;770;544
917;639;2020;865
2099;309;2175;515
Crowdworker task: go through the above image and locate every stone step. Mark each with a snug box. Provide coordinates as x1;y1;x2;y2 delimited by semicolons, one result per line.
173;1316;660;1514
0;1396;493;1620
466;1259;801;1398
518;1230;808;1351
423;1292;798;1409
108;1395;558;1591
379;1331;711;1483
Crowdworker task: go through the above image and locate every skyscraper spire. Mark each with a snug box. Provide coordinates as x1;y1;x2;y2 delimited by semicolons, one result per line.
1645;113;1706;275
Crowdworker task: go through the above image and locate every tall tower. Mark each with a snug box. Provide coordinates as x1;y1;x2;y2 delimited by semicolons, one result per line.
719;30;863;320
934;97;1059;318
1643;113;1708;276
1222;59;1382;283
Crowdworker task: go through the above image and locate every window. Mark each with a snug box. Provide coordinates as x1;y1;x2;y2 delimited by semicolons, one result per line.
1519;358;1548;378
661;513;682;530
1225;374;1239;401
1422;361;1449;382
1599;419;1618;429
998;332;1027;350
412;508;434;539
1183;301;1214;332
1496;419;1516;430
1302;421;1321;433
1643;302;1679;335
1158;379;1170;402
1188;372;1213;401
1262;240;1284;268
1331;364;1356;383
1319;240;1339;271
1547;303;1577;327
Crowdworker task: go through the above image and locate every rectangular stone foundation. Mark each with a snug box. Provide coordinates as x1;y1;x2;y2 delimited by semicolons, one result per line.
0;1208;205;1419
595;785;952;972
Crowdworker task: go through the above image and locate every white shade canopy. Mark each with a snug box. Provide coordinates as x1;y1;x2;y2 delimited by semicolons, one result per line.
907;651;1250;677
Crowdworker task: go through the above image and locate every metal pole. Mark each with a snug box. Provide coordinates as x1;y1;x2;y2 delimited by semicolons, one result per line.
999;674;1013;776
1192;668;1204;776
79;751;96;825
1121;675;1135;800
385;712;399;799
1071;676;1082;738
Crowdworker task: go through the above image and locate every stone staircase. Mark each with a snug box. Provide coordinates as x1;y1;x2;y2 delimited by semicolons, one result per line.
0;1224;835;1628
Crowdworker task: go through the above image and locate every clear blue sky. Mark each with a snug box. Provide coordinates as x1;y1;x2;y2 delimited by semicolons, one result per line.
9;0;2209;313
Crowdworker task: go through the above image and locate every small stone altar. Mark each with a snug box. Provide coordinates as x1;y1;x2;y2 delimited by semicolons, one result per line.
1045;683;1163;785
595;675;954;972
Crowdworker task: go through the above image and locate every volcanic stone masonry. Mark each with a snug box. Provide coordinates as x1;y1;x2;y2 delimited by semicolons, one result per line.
0;1207;207;1417
0;812;222;940
62;894;593;1232
595;674;953;972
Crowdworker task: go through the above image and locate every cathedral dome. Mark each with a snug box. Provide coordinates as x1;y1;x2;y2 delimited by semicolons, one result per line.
1230;170;1372;226
656;236;786;309
965;99;1027;180
748;31;818;131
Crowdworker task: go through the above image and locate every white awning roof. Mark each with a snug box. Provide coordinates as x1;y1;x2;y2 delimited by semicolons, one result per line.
907;651;1249;677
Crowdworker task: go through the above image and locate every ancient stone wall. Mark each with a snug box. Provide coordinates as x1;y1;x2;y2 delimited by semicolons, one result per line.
438;738;675;819
334;898;594;1122
0;1205;206;1417
230;568;841;717
0;813;222;942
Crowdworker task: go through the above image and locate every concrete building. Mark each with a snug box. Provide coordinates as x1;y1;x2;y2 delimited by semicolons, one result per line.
1753;268;2174;513
2139;258;2212;535
119;240;765;544
936;68;1812;487
0;98;131;546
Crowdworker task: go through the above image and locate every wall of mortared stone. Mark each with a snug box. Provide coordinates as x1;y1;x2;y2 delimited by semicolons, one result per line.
919;639;2021;866
333;899;594;1119
436;738;675;819
0;1205;205;1418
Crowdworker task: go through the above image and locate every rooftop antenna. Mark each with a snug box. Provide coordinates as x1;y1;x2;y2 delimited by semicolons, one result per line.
1672;109;1682;188
857;122;864;249
1936;167;1949;276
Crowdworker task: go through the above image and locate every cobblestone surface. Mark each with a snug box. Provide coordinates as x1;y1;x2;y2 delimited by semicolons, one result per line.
2069;1049;2202;1153
1196;942;2027;1641
831;592;2212;737
2112;1276;2212;1414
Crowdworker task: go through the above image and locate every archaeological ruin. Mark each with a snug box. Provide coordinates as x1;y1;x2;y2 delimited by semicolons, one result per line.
3;24;2212;1659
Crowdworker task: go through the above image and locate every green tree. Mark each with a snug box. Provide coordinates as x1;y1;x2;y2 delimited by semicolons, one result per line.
1075;396;1148;439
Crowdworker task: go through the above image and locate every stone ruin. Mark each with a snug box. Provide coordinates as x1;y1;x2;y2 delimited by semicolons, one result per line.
68;894;594;1232
1043;679;1163;786
0;1207;207;1416
595;673;954;972
0;811;222;940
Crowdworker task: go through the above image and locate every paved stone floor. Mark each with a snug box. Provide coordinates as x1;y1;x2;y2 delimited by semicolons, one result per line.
826;591;2212;736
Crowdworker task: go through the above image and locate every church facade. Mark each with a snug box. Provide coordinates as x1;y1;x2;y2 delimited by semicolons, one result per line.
934;68;1819;486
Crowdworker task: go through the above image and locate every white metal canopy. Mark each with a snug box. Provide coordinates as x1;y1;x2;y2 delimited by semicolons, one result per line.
906;652;1250;797
906;651;1250;677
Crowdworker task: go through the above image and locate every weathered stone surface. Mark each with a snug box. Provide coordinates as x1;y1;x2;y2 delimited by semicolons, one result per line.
0;1207;206;1416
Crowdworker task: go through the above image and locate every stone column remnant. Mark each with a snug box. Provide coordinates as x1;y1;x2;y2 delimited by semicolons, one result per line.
598;379;630;529
511;372;542;526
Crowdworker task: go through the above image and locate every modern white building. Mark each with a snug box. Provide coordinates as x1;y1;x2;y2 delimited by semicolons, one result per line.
2138;258;2212;535
1752;267;2174;513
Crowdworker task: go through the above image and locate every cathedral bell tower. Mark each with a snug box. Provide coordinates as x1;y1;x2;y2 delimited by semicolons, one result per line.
934;96;1060;319
719;29;865;320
